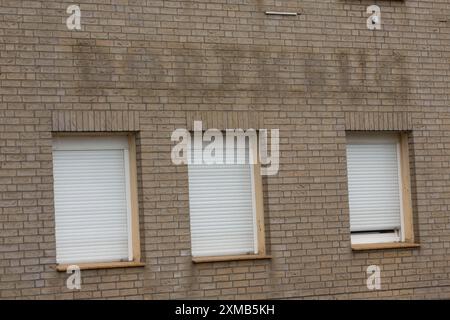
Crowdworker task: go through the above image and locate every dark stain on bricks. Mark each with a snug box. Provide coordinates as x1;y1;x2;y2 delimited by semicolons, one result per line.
72;38;166;98
335;48;411;103
337;51;351;90
211;43;307;95
304;52;326;94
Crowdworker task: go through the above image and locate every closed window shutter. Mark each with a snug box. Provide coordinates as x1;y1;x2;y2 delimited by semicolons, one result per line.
52;137;131;264
187;138;257;257
346;135;402;233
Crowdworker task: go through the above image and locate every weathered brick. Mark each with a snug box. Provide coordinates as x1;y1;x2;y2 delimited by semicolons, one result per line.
1;0;450;301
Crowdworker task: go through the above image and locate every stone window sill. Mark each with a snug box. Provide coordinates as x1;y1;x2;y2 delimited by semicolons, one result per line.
192;254;271;263
56;261;145;271
351;242;420;251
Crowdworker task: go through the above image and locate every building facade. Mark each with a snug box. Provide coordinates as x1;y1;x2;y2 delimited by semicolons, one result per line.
1;0;450;299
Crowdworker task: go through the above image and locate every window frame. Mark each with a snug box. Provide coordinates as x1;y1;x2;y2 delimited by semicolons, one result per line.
187;135;268;263
345;131;418;251
52;133;143;271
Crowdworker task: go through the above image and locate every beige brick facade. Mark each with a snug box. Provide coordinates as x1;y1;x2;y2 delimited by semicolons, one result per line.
1;0;450;299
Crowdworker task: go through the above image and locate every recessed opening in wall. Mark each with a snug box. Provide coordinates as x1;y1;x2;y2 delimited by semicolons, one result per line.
185;130;269;263
51;133;143;271
345;131;419;250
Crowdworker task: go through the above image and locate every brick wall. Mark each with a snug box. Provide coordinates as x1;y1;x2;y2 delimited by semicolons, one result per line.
1;0;450;299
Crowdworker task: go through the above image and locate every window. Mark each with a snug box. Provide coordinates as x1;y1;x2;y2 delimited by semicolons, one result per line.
52;135;141;269
346;132;415;248
187;134;266;262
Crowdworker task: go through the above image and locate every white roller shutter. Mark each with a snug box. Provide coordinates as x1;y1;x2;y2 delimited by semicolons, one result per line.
346;133;402;233
52;136;132;264
187;137;257;257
